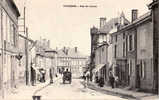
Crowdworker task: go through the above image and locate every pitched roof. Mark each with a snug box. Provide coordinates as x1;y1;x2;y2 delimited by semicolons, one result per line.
99;14;130;33
7;0;20;17
57;47;87;58
57;48;68;57
67;48;86;58
99;17;119;33
111;11;151;35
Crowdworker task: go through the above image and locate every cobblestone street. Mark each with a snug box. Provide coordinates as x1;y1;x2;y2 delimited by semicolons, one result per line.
5;78;129;100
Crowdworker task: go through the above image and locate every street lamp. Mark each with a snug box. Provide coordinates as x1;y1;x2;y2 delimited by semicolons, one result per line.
16;52;23;66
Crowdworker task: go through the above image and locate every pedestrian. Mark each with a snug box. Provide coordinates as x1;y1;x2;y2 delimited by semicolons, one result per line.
95;74;98;83
31;63;36;86
109;72;115;88
41;69;46;82
115;76;119;88
49;68;53;84
86;72;90;86
83;74;87;88
98;76;104;87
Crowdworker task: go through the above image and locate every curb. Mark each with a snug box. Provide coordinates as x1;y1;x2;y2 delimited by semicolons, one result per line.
87;82;139;99
33;76;62;96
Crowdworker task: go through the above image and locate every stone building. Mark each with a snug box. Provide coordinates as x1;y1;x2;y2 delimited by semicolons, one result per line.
57;47;87;78
0;0;20;97
35;38;57;82
90;26;99;81
90;14;129;85
111;8;158;93
57;47;71;73
149;0;159;94
93;43;109;83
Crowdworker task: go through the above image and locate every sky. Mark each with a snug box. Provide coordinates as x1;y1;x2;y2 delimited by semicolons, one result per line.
14;0;152;55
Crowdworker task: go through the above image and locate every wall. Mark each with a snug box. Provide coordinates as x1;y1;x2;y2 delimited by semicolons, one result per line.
0;0;19;97
137;20;153;92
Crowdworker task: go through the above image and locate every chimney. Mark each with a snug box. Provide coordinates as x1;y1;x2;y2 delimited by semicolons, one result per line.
64;46;66;51
75;47;77;53
132;9;138;22
56;47;58;50
100;17;106;28
47;40;50;48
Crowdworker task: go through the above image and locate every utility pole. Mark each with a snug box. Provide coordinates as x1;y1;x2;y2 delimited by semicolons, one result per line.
25;27;29;85
19;6;29;85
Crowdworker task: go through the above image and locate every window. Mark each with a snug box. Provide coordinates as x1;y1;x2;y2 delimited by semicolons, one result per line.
123;42;126;57
141;60;146;78
128;34;135;51
115;35;118;42
123;32;125;39
114;45;117;58
129;60;132;76
13;25;16;46
102;47;104;52
129;35;132;51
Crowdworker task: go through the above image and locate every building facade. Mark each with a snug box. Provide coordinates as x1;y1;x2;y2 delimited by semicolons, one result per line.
57;47;87;78
111;8;157;93
149;0;159;94
90;14;129;85
0;0;20;97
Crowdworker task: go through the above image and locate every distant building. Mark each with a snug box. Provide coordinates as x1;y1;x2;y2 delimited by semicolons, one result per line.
35;38;57;82
57;47;87;78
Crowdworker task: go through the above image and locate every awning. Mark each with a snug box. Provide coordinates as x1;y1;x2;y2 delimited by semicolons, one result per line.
85;71;90;76
92;64;105;73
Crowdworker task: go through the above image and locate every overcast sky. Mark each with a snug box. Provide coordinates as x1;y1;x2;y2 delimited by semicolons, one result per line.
14;0;152;55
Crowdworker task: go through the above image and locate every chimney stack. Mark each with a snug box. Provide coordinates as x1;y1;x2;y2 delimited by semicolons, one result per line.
132;9;138;22
100;17;106;28
47;40;50;48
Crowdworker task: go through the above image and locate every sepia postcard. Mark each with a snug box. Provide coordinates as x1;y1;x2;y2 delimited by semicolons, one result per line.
0;0;159;100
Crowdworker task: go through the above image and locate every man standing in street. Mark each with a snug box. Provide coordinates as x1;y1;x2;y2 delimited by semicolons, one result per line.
86;71;90;87
109;72;115;88
49;68;54;84
31;63;36;86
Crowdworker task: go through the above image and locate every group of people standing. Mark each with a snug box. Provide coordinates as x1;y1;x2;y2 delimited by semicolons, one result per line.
31;66;46;86
83;72;90;88
31;62;56;86
94;71;119;89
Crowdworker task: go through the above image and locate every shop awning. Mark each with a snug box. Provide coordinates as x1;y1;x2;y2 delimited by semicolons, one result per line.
92;64;105;73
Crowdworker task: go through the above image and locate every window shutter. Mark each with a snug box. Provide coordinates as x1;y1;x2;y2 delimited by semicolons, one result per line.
132;34;135;50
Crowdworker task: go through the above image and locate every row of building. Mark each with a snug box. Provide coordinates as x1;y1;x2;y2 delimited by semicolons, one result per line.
0;0;88;98
90;0;159;94
57;47;88;78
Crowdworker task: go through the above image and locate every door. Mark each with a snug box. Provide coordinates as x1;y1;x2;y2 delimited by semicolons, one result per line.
136;64;140;88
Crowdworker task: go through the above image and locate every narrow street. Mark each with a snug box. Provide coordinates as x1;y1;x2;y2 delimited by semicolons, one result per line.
34;78;129;100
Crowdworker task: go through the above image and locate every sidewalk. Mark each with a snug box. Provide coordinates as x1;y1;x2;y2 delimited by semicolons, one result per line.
87;82;159;100
2;75;62;100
